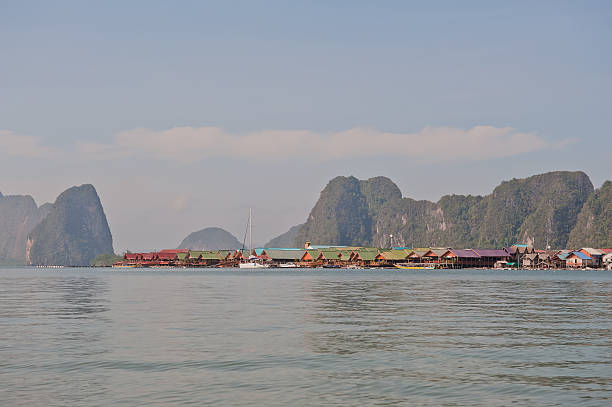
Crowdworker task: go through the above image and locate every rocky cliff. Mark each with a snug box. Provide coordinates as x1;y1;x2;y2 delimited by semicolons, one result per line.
0;193;50;264
294;171;597;249
27;184;113;266
567;180;612;248
294;176;402;247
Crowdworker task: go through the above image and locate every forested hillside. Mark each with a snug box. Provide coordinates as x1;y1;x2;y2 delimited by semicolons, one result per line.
567;181;612;248
292;171;603;249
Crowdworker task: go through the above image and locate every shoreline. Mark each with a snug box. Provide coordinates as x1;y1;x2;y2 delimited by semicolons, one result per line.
20;265;610;272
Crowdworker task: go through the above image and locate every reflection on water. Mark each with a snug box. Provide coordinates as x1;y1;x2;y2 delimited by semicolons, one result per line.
305;280;410;354
0;273;111;406
303;276;612;405
0;269;610;406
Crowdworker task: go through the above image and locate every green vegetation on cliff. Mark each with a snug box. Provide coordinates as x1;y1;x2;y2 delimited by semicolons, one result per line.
359;176;403;214
567;181;612;248
475;171;593;248
90;253;123;267
28;184;114;266
294;171;599;249
294;177;373;246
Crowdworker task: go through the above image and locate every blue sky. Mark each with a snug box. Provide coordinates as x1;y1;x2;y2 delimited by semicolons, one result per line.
1;1;611;251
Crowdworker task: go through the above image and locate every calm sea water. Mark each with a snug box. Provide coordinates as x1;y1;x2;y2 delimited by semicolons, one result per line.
0;268;610;406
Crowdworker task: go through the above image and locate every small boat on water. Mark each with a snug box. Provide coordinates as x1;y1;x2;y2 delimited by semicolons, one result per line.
278;263;298;268
394;264;436;270
239;260;268;269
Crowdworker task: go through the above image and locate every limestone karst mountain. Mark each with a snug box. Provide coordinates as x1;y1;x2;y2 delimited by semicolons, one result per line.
27;184;113;266
293;171;601;249
567;180;612;248
0;193;51;265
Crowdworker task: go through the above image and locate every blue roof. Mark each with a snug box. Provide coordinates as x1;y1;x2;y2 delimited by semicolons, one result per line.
310;245;349;249
263;247;302;251
513;244;530;247
257;247;310;254
572;251;592;260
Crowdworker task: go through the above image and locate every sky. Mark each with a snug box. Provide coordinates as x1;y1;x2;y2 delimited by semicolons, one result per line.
1;0;611;252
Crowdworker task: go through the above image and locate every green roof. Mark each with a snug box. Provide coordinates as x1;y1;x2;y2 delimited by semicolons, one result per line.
380;249;408;260
318;249;341;259
264;249;306;260
408;249;429;257
356;250;379;261
189;251;204;259
305;249;321;259
201;251;221;260
337;250;354;261
219;250;233;258
177;253;189;261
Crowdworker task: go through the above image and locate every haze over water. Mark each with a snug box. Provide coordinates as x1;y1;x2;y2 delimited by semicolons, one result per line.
1;268;611;406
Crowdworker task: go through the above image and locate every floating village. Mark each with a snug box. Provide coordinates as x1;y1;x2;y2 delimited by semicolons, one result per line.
114;242;612;270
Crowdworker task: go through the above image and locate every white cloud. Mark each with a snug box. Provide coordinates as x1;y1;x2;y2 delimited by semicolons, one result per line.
0;130;58;157
80;124;558;162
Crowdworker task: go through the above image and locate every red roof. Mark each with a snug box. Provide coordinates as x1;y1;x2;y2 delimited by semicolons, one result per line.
125;253;141;260
157;252;177;260
160;249;189;254
601;249;612;253
142;253;156;260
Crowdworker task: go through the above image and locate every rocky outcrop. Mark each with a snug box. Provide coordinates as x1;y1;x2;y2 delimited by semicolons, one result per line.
0;194;49;264
28;184;113;266
178;227;242;250
294;171;595;249
567;180;612;248
294;176;373;247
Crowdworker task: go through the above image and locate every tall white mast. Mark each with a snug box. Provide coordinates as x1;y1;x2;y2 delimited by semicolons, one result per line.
249;208;252;250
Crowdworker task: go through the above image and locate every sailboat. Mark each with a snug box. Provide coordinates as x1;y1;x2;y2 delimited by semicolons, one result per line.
239;208;268;269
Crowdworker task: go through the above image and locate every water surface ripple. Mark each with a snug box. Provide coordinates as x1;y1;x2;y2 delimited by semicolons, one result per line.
0;268;610;406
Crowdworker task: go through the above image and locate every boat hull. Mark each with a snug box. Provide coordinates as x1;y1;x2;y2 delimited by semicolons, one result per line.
394;265;435;270
278;263;298;268
239;262;268;269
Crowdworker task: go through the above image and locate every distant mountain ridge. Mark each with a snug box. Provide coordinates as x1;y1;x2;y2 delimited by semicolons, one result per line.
178;227;242;250
0;193;51;264
290;171;607;249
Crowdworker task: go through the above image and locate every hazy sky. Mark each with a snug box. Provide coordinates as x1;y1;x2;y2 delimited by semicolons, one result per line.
1;1;611;252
